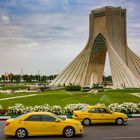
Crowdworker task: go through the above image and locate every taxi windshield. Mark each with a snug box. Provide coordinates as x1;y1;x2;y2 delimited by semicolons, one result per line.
80;106;88;112
51;113;66;121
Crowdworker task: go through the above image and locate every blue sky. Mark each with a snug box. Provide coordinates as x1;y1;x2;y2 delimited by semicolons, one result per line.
0;0;140;75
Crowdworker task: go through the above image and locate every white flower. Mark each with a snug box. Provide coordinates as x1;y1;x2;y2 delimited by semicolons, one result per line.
108;102;139;114
51;105;62;115
95;103;106;107
6;102;140;116
63;103;89;114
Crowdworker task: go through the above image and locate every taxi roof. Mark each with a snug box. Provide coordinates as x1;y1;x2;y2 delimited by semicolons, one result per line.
26;112;52;115
88;105;106;108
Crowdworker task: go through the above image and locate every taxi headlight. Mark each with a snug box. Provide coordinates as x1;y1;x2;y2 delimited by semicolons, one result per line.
76;123;82;126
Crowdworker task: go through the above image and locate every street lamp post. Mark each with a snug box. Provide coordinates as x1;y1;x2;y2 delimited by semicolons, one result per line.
20;68;23;83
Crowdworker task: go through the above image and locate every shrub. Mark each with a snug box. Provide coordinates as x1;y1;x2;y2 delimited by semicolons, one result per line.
0;109;8;116
7;103;26;115
108;102;140;114
51;105;63;115
137;103;140;113
33;105;44;112
108;103;120;112
65;85;81;91
4;102;140;116
63;103;89;114
24;106;34;114
26;105;50;114
119;102;138;114
43;104;52;112
7;103;52;115
0;105;7;116
1;86;29;90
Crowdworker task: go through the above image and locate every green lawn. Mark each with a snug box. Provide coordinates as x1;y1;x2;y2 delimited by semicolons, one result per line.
0;89;140;108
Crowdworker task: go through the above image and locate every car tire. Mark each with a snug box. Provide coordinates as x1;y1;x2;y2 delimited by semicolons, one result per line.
16;128;28;139
63;126;75;138
82;118;91;126
116;118;123;125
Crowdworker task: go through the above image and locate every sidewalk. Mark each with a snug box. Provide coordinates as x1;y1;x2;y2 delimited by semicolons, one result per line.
130;93;140;98
0;94;37;101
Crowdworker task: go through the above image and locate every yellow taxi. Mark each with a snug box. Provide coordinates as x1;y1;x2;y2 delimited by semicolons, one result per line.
73;106;128;126
5;112;83;139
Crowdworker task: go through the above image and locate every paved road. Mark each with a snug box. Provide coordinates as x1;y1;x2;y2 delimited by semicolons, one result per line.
0;119;140;140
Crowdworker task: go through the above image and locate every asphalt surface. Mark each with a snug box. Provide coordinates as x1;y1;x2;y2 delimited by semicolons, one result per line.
0;119;140;140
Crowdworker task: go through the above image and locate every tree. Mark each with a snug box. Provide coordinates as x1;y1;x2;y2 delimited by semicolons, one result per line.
41;75;47;82
1;75;5;82
23;75;31;82
13;75;20;83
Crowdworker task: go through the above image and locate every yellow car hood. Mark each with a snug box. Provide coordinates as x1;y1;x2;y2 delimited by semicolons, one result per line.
73;111;83;114
64;118;81;124
6;118;15;122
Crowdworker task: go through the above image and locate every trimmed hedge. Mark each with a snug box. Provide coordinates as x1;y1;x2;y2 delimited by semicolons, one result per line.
0;109;8;115
1;86;29;90
65;85;81;91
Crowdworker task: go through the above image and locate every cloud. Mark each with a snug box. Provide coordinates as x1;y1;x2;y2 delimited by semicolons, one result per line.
131;24;140;28
0;0;139;75
27;42;39;47
1;15;10;24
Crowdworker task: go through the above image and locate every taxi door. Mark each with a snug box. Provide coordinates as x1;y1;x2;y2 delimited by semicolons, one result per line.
99;108;115;123
88;108;103;123
41;115;63;135
23;115;43;135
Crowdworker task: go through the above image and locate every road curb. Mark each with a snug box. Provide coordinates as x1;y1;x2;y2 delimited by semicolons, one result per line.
0;116;19;120
0;116;11;120
0;116;11;121
126;114;140;118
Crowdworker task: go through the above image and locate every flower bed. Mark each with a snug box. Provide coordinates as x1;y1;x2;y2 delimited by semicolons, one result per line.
63;103;89;114
0;102;140;116
108;102;140;114
0;109;8;116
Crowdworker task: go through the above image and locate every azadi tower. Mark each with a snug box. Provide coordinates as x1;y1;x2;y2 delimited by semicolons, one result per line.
50;6;140;88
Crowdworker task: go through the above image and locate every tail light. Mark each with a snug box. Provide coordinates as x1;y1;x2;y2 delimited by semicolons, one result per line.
5;122;10;126
74;114;78;117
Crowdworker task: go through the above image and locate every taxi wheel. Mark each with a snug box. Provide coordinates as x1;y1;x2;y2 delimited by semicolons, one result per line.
116;118;123;125
63;126;75;138
82;118;91;126
16;128;28;139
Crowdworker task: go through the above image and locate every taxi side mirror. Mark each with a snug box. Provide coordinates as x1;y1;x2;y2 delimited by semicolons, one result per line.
55;119;61;122
108;111;113;114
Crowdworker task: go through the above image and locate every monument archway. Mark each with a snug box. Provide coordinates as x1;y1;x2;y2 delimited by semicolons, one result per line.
85;33;107;86
50;6;140;88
